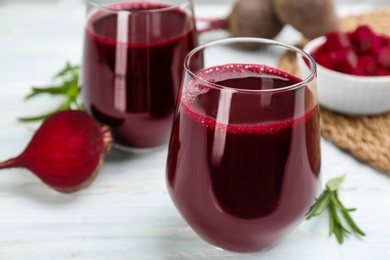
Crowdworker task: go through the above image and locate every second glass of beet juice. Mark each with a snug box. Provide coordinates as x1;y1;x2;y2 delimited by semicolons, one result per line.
82;0;197;151
166;38;321;252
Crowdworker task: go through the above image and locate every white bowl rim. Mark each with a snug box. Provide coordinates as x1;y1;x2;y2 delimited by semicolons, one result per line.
304;36;390;83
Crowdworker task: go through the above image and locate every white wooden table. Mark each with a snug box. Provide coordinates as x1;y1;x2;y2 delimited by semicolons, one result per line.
0;1;390;259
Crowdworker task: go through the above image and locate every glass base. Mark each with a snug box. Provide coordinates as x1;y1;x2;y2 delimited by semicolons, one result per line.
209;238;282;254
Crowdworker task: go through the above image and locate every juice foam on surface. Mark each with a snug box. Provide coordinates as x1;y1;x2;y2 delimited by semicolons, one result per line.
180;63;317;134
86;2;193;45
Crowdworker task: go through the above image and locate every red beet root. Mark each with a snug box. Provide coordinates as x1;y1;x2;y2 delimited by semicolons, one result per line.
312;25;390;76
326;31;352;50
356;55;377;76
380;35;390;46
378;47;390;68
353;25;375;53
335;49;358;73
0;110;113;193
318;52;338;70
369;37;382;57
375;66;390;76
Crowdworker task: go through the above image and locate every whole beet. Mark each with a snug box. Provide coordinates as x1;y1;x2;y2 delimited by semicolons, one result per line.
0;110;112;193
273;0;340;40
228;0;284;49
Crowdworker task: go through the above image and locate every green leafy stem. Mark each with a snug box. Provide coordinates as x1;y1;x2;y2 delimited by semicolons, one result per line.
307;175;366;244
19;62;82;122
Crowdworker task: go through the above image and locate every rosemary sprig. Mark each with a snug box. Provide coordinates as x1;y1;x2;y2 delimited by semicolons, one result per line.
307;175;366;244
19;62;82;122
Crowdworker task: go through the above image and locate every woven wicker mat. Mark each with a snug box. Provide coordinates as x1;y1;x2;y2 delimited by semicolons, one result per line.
278;9;390;173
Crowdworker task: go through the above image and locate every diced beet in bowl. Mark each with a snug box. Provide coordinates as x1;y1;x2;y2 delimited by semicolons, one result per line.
298;25;390;115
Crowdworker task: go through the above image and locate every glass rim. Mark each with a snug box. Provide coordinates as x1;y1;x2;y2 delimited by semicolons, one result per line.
89;0;189;14
184;37;317;94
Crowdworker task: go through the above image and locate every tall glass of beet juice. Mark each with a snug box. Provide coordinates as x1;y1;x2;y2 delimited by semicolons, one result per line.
82;0;197;151
166;38;321;252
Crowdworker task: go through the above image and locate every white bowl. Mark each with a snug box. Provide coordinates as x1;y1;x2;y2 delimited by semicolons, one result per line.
298;36;390;115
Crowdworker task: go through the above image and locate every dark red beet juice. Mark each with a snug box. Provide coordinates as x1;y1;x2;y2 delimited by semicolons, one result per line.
167;64;321;252
82;2;197;148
